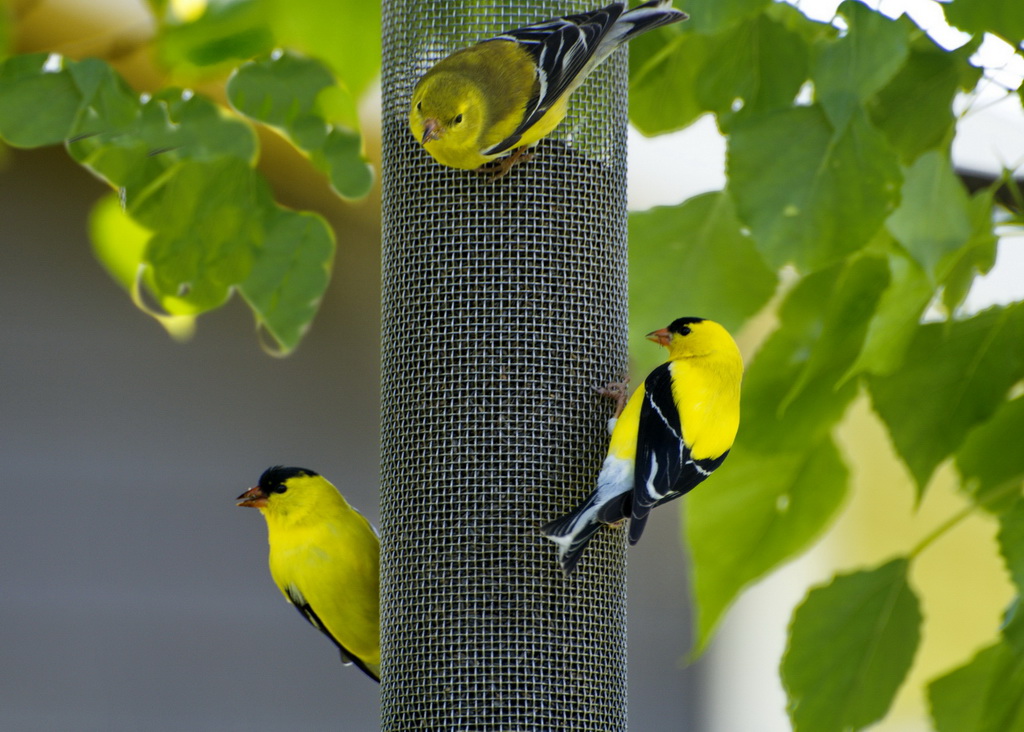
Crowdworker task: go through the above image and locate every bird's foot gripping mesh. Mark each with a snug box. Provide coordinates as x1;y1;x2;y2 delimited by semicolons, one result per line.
381;3;629;729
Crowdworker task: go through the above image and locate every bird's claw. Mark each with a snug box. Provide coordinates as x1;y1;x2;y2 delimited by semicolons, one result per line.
476;147;534;181
595;380;629;418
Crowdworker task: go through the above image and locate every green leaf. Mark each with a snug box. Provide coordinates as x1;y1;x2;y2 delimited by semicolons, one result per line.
740;266;861;453
687;436;849;654
812;0;910;128
942;186;1000;314
782;559;922;732
266;0;381;100
887;150;973;282
227;51;373;200
868;302;1024;492
999;499;1024;596
943;0;1024;45
867;36;980;163
0;53;82;147
929;640;1024;732
89;192;152;293
630;10;813;135
728;105;901;272
154;0;275;75
696;13;812;130
132;157;266;311
676;0;768;34
687;266;874;651
628;191;777;373
779;253;889;411
317;127;373;198
227;50;335;128
1004;598;1024;655
64;62;256;194
629;31;707;135
238;208;335;355
88;192;197;340
958;396;1024;509
844;244;933;378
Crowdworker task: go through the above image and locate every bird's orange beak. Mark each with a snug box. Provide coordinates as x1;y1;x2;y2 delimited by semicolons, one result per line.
236;485;268;508
421;118;443;144
646;327;672;347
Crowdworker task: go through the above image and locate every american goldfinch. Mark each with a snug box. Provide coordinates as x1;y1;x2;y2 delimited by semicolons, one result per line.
409;1;687;175
542;318;743;575
237;466;380;682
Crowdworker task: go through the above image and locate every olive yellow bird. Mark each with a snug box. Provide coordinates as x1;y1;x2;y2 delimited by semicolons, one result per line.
409;1;687;175
237;466;380;681
542;318;743;575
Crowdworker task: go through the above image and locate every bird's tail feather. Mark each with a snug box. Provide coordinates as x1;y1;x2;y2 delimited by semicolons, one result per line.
541;492;605;575
601;0;688;54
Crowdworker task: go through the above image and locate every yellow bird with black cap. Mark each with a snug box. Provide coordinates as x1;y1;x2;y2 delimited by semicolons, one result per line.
542;318;743;575
237;466;380;681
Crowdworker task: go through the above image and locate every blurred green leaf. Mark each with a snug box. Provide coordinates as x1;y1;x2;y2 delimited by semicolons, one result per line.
134;156;265;310
228;51;372;199
88;191;197;340
958;396;1024;509
697;13;812;130
687;436;849;654
54;52;256;194
628;191;777;373
89;191;151;293
999;499;1024;595
239;208;334;355
844;244;933;379
867;36;981;163
686;265;874;650
227;50;336;127
1;50;336;352
728;105;901;272
678;0;768;33
942;0;1024;45
154;0;274;75
812;1;910;128
0;53;81;147
887;150;973;281
929;639;1024;732
782;559;921;732
779;253;888;411
629;9;812;135
739;266;861;453
266;0;381;100
868;302;1024;492
629;31;706;135
941;186;1000;314
317;127;373;199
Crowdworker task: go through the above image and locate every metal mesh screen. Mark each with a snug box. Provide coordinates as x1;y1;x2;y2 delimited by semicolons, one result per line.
380;2;628;728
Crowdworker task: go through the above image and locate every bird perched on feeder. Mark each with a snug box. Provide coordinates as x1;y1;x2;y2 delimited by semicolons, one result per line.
409;1;687;176
541;318;743;575
237;466;381;681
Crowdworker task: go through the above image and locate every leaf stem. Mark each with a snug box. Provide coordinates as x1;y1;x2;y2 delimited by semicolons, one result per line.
909;479;1023;559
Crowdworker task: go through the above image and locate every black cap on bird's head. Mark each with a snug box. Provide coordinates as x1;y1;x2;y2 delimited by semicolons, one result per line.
646;317;705;346
236;465;319;508
259;465;318;492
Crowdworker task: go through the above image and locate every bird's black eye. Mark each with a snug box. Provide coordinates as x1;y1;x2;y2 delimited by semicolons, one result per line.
416;101;422;111
453;113;463;124
270;483;287;494
679;326;691;335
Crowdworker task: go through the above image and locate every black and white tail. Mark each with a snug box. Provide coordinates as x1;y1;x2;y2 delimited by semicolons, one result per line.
597;0;689;61
541;491;605;575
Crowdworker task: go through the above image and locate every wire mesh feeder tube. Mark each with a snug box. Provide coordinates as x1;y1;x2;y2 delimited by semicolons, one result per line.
380;2;629;728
